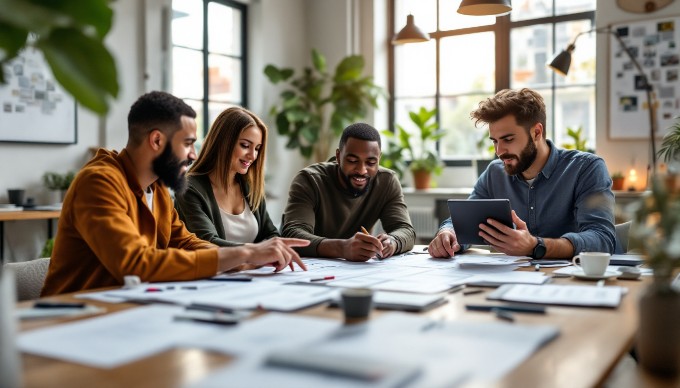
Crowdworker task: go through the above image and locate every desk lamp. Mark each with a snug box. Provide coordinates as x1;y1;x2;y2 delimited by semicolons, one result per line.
548;27;658;175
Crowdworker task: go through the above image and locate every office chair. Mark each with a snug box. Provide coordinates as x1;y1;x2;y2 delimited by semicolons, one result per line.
3;257;50;301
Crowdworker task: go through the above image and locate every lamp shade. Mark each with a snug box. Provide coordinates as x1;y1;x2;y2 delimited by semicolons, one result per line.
392;14;430;45
547;44;575;76
457;0;512;16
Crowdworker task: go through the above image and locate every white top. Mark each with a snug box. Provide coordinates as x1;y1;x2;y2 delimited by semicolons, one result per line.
220;199;258;243
145;188;154;211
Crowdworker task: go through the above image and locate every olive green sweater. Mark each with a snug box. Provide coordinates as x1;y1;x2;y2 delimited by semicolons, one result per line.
281;161;415;257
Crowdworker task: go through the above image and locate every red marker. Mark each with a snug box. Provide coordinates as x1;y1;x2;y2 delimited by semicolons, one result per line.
145;287;163;292
310;276;335;282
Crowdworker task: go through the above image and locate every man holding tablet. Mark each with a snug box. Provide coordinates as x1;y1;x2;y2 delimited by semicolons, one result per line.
428;88;615;259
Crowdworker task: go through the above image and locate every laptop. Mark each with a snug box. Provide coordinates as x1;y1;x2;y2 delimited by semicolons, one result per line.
447;199;513;245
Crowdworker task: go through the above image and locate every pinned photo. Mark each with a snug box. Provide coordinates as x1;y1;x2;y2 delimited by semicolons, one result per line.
660;53;679;66
620;96;638;112
668;69;679;82
658;21;675;32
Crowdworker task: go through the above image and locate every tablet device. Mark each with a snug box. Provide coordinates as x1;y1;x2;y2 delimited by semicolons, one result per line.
447;199;513;245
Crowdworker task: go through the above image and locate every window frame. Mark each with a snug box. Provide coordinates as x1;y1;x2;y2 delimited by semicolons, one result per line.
387;0;595;166
171;0;248;137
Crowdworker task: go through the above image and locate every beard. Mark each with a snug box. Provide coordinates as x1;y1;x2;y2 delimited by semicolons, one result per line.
499;136;538;176
152;143;190;195
339;170;371;197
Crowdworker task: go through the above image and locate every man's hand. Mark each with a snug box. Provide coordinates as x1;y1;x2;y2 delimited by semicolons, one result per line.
376;233;397;259
478;210;536;256
242;237;310;272
343;232;384;262
428;229;460;258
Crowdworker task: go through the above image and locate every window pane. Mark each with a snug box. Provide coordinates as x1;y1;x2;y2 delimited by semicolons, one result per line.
183;98;205;139
395;0;436;33
554;19;595;86
555;0;595;15
511;24;553;89
394;98;436;157
511;0;552;22
440;33;495;95
395;41;436;97
439;0;495;30
554;86;595;151
208;2;242;56
172;0;203;50
533;87;554;138
172;47;203;100
208;54;242;104
440;94;491;158
208;101;237;132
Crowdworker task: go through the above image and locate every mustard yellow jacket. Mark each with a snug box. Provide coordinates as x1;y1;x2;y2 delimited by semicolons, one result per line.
42;149;217;296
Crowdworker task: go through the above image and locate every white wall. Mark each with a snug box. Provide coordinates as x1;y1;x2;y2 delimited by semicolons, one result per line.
594;1;680;190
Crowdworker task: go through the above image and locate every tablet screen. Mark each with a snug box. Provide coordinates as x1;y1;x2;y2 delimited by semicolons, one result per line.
447;199;513;245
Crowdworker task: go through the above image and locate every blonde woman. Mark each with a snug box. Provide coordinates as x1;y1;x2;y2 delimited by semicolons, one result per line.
175;107;278;246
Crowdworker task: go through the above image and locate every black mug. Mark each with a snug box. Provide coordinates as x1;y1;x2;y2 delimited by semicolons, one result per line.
7;189;25;206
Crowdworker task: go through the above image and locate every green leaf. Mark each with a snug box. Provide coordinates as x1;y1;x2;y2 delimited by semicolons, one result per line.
300;124;319;143
276;112;290;135
0;22;28;62
334;55;363;82
301;145;313;159
280;68;294;81
38;28;118;114
311;49;326;73
264;64;283;83
34;0;113;38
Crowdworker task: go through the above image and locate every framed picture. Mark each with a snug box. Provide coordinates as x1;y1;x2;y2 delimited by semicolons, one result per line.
609;16;680;139
0;47;77;144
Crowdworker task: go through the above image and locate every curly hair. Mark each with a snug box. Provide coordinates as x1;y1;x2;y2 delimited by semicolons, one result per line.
471;88;546;138
339;122;381;149
127;91;196;146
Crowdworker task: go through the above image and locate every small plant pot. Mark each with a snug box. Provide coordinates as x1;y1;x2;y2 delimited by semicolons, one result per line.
412;170;431;190
612;177;625;191
637;284;680;376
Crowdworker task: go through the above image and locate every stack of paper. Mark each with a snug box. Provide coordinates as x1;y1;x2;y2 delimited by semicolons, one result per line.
487;284;626;307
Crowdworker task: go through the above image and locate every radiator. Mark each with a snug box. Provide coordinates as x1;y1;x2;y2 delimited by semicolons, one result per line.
408;206;438;240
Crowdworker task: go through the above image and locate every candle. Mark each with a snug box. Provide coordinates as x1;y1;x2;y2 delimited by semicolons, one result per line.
628;168;638;191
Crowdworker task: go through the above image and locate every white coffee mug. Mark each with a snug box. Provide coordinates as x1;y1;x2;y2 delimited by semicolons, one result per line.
572;252;611;276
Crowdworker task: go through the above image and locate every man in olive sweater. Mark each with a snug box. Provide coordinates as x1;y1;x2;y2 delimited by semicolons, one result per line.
281;123;415;261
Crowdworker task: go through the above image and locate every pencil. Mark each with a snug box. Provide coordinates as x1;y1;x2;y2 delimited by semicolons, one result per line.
360;226;383;260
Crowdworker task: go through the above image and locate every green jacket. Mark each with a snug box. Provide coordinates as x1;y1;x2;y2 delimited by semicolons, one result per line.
175;174;279;246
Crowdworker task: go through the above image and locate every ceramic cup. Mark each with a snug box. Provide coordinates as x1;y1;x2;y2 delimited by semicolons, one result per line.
341;288;374;321
572;252;611;276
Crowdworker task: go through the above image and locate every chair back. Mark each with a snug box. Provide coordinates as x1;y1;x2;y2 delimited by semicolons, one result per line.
2;258;50;301
615;221;632;254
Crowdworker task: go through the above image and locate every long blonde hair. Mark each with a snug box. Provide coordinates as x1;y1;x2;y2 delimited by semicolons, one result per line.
189;107;268;211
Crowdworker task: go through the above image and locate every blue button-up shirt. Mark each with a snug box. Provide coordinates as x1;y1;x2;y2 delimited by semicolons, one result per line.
441;140;616;255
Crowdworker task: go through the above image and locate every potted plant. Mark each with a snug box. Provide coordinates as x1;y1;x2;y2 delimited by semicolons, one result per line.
264;49;383;162
42;171;75;204
562;126;595;153
611;172;625;191
629;174;680;376
380;107;445;189
658;115;680;165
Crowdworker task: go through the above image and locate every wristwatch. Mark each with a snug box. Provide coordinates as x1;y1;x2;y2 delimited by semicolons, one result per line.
531;236;547;259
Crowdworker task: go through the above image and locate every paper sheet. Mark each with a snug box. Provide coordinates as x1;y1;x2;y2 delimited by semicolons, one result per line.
18;305;225;368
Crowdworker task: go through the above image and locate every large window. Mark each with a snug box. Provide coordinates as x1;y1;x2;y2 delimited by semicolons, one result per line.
171;0;247;139
390;0;596;161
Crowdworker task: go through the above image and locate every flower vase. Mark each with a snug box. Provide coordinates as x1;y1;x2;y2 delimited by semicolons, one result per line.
637;282;680;376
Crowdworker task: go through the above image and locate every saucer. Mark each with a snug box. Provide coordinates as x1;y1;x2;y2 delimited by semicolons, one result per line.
572;270;622;280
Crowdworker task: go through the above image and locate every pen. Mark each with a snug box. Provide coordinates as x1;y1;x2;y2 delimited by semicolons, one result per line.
181;286;198;290
173;315;239;326
465;304;546;314
492;308;515;322
310;276;335;282
463;289;484;296
360;226;383;260
209;277;253;282
34;301;86;309
145;287;163;292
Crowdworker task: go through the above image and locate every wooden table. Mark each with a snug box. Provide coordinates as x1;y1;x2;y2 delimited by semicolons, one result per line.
16;271;671;388
0;210;60;263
